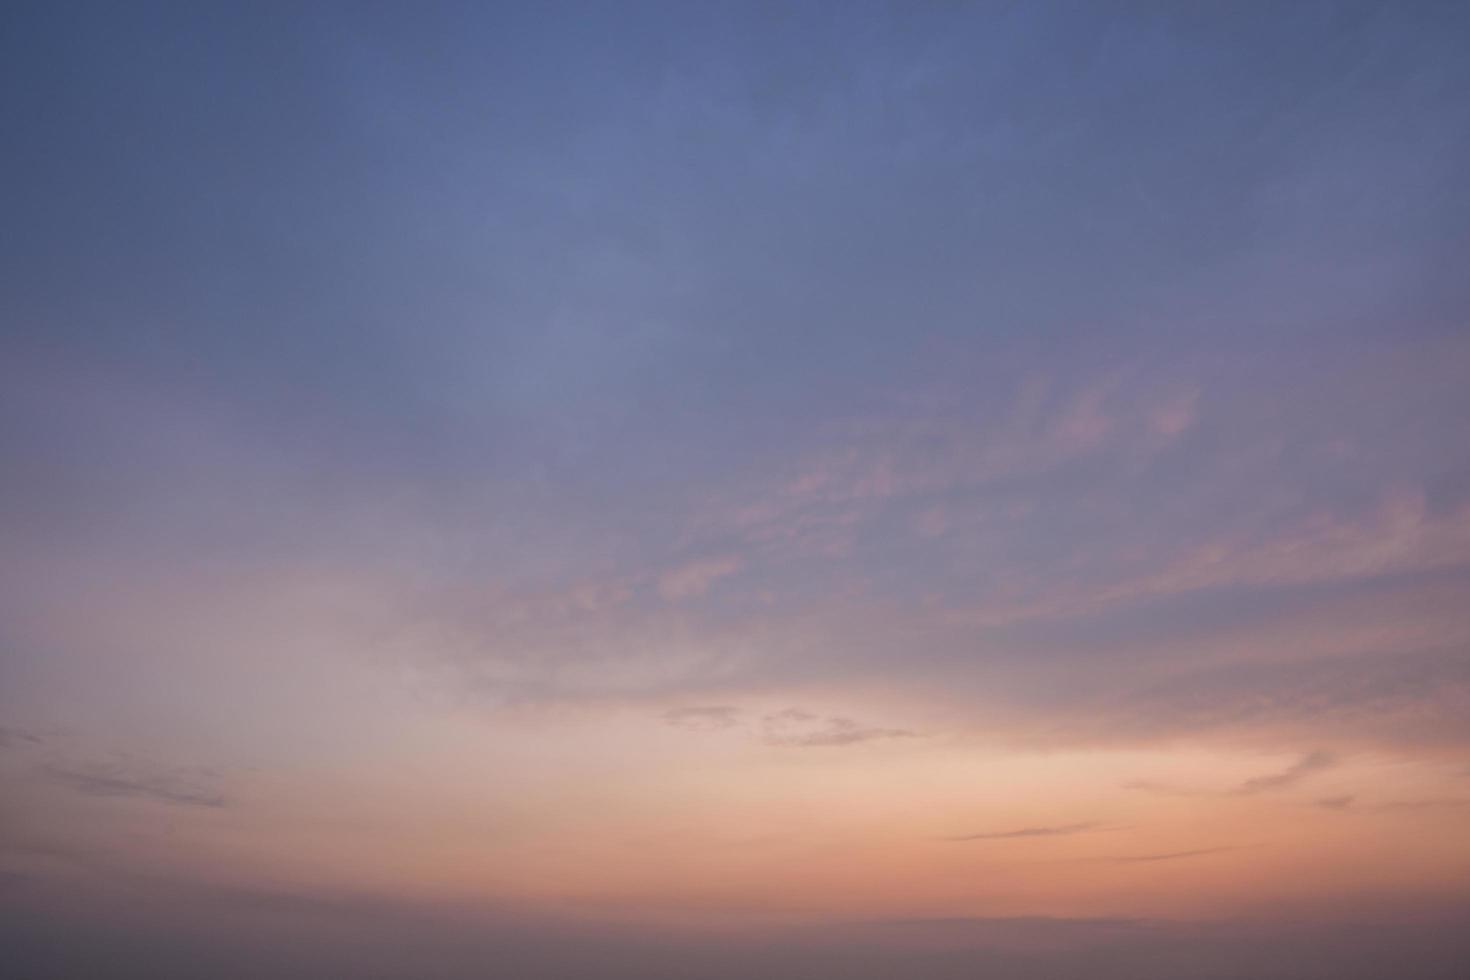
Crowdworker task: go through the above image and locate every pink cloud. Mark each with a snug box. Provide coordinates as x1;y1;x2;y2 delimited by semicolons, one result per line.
658;555;744;601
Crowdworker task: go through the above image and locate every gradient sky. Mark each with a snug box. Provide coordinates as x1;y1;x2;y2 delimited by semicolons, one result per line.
3;3;1470;978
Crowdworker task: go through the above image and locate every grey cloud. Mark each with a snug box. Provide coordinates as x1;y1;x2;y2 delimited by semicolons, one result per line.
1377;797;1470;812
946;822;1103;842
1103;847;1238;864
660;706;918;746
1318;795;1470;814
761;711;916;748
1076;640;1470;750
663;706;742;732
1118;752;1336;801
764;708;817;725
859;914;1161;934
0;726;43;749
1236;750;1337;794
11;858;1467;980
41;763;227;809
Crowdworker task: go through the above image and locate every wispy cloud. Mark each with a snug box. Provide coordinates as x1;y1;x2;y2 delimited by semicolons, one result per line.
1376;797;1470;812
1317;795;1470;814
657;556;742;601
0;726;44;749
1122;780;1206;797
660;706;918;747
1126;752;1340;801
42;763;227;809
1104;847;1238;863
662;706;742;732
946;822;1103;842
1126;751;1341;802
1236;750;1338;794
761;710;916;748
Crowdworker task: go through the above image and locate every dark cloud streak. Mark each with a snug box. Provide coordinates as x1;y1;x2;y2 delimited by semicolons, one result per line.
0;726;44;749
1103;847;1238;864
1236;751;1338;795
41;763;227;809
947;822;1104;842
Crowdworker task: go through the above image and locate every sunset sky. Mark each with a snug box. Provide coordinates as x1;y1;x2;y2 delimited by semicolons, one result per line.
3;3;1469;977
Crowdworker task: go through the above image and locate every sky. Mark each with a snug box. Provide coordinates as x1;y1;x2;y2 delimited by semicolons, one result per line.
2;2;1469;977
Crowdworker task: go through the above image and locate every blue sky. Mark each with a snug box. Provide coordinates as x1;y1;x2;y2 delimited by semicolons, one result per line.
3;3;1470;977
